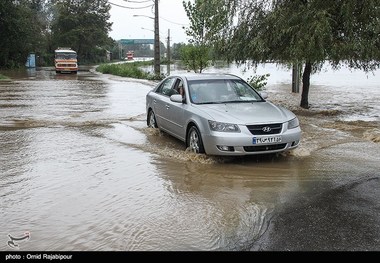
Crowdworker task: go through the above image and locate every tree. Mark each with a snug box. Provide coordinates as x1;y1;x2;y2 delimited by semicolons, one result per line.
170;43;187;60
213;0;380;108
51;0;112;63
27;0;53;66
182;0;230;72
180;44;210;73
0;0;48;68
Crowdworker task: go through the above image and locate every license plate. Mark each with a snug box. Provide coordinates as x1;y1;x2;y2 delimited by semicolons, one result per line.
252;136;282;144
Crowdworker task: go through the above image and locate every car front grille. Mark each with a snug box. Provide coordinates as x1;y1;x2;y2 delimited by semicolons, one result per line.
243;143;287;152
246;123;283;135
57;63;77;67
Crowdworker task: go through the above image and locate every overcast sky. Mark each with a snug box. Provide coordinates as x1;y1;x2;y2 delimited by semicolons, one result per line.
108;0;190;44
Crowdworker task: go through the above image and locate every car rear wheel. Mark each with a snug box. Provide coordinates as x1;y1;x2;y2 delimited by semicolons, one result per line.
147;110;158;128
187;126;205;154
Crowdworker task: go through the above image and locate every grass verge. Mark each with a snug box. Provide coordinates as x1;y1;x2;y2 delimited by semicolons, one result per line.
0;74;9;80
96;61;164;80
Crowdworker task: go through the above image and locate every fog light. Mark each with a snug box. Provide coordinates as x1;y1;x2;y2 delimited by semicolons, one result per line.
291;140;300;147
217;145;234;152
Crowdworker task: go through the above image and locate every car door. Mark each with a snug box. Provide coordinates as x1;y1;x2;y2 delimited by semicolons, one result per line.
152;77;176;131
165;78;187;141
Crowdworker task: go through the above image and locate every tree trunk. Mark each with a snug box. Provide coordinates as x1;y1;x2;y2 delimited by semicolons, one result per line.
300;61;312;109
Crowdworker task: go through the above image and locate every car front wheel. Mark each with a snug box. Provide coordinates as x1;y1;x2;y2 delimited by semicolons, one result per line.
147;110;158;128
187;126;205;154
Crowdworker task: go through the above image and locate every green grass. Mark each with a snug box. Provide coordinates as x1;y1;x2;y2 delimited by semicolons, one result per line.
96;61;164;80
0;74;9;80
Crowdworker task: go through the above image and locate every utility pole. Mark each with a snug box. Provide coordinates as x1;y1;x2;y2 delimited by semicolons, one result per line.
119;41;122;60
154;0;160;77
167;29;170;76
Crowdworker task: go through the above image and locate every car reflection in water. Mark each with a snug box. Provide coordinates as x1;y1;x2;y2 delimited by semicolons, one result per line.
146;73;301;156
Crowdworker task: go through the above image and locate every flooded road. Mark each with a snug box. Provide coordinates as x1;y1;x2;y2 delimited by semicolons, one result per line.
0;66;379;251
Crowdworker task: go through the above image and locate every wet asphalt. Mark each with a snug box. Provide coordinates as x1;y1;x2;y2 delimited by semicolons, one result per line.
254;175;380;251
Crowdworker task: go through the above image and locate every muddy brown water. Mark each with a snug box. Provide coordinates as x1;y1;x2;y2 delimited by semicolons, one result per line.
0;66;379;251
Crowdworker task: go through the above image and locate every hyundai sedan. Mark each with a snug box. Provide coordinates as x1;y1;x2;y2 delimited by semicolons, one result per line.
146;73;301;156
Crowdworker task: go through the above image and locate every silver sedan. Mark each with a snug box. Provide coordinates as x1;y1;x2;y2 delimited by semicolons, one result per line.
146;73;301;156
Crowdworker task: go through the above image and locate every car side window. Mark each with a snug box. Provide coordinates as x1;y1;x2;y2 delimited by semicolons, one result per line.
156;78;176;96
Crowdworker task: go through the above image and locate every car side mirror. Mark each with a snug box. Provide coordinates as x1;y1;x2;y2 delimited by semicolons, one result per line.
170;94;184;103
260;92;268;99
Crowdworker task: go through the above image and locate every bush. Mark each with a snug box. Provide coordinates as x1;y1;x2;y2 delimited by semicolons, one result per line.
0;74;9;80
247;73;270;91
96;62;164;80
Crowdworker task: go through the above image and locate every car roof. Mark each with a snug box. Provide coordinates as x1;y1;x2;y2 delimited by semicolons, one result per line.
172;73;243;81
55;49;76;53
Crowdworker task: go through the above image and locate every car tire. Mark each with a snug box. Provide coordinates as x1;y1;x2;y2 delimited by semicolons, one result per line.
187;126;205;154
147;110;158;128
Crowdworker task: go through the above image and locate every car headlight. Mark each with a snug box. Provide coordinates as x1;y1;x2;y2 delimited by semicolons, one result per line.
208;120;240;132
288;117;299;129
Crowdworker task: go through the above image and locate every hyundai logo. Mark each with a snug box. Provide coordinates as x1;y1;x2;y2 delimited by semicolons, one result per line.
262;126;272;133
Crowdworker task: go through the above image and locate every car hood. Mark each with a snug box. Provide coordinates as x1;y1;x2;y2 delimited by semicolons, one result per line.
196;101;295;124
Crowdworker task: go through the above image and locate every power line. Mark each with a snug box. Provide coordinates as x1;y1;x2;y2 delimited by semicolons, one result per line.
109;1;153;9
123;0;152;3
110;1;188;27
160;16;188;26
124;0;152;3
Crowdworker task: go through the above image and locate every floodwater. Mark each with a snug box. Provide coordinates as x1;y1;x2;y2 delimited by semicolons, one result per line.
0;64;379;251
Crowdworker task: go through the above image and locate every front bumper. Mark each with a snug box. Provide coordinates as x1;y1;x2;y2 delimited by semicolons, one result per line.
202;126;301;156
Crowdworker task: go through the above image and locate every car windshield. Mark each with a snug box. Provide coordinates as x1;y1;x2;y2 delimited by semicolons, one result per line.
188;79;264;104
55;52;77;59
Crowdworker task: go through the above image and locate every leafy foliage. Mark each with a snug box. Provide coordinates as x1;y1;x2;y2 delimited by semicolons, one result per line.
247;73;270;91
182;0;230;46
210;0;380;108
51;0;113;63
0;74;10;80
96;62;161;80
171;43;187;60
0;0;114;69
181;0;232;72
0;0;47;68
180;44;210;73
